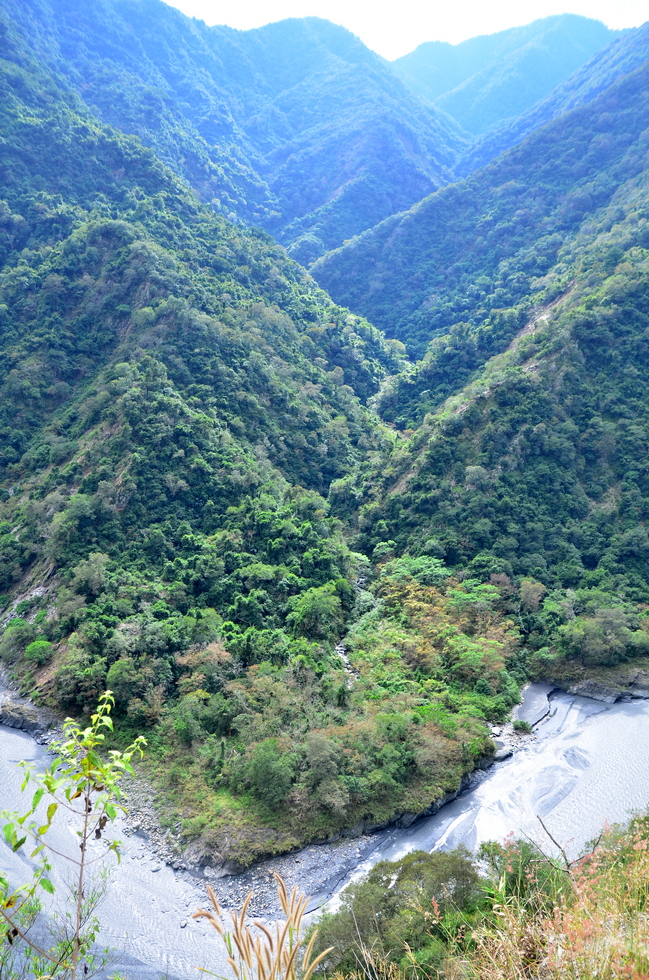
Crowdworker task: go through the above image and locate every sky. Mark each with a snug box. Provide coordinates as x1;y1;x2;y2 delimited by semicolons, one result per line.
166;0;648;59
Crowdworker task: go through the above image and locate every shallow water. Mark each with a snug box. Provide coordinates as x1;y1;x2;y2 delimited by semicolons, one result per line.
0;724;227;980
343;690;649;889
2;687;649;978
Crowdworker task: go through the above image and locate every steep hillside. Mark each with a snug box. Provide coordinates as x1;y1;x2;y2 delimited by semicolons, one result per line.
4;0;649;871
0;29;406;574
393;15;616;135
0;0;466;257
329;179;649;689
0;39;513;864
458;21;649;175
313;60;649;354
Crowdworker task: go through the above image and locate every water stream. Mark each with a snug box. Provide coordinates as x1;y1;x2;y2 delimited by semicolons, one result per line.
346;689;649;886
2;685;649;978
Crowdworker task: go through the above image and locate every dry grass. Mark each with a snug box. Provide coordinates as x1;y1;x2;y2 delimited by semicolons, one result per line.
193;873;332;980
455;824;649;980
330;948;407;980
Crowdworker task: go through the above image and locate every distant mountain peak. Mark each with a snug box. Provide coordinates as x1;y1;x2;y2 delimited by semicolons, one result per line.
393;14;618;134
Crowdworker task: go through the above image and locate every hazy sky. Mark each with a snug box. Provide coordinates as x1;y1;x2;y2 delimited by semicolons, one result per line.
166;0;648;59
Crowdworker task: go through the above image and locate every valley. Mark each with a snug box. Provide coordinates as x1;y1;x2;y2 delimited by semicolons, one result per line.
1;1;649;975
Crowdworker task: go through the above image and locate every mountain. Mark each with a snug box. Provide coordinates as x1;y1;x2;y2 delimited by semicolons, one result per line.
312;59;649;354
313;45;649;681
334;195;649;664
458;21;649;175
392;15;618;135
0;0;467;259
0;20;508;865
3;0;649;872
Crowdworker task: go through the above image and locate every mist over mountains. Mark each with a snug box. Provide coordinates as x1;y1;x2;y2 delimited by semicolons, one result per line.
2;0;649;866
2;0;466;260
312;48;649;351
1;1;626;259
393;14;618;135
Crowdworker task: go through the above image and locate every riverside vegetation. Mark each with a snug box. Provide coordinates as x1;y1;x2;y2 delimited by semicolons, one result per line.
3;691;649;979
1;0;649;896
309;816;649;979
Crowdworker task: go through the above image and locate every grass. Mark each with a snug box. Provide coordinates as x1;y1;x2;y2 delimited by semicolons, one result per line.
193;874;333;980
452;818;649;980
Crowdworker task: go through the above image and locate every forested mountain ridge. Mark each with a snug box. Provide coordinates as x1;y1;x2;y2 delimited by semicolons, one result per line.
393;14;617;136
313;56;649;354
458;21;649;175
0;28;510;864
0;0;466;261
3;0;649;870
326;191;649;710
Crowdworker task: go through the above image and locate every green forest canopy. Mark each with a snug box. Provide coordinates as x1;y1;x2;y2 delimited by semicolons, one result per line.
1;2;649;863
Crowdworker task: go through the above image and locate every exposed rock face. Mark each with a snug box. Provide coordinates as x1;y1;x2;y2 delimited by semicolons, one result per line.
0;699;43;732
565;679;622;703
565;669;649;704
0;686;55;736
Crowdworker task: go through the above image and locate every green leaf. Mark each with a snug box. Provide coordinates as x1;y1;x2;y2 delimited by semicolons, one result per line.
46;802;58;823
39;878;55;895
31;787;44;811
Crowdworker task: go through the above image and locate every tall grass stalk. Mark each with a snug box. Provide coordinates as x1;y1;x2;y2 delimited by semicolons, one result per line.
193;873;333;980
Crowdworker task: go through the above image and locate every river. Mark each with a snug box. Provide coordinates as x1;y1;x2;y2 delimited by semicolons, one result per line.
2;686;649;979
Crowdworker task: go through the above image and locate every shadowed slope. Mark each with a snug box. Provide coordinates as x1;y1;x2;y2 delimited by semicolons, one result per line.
0;0;467;256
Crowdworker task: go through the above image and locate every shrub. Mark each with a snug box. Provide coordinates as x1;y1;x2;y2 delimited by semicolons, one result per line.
312;848;481;971
24;639;53;665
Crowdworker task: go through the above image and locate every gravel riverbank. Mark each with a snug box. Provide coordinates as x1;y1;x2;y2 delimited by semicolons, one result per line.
120;772;387;915
118;729;535;917
0;667;534;918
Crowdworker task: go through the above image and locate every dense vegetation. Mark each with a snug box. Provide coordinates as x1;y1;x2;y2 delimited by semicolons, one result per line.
1;0;466;258
393;14;615;135
326;115;649;677
2;0;649;871
458;21;649;175
311;816;649;978
313;59;649;353
0;15;511;864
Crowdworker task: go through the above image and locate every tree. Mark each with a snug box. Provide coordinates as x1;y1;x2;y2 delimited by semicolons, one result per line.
24;639;53;665
0;692;146;980
70;553;110;598
519;578;547;612
105;656;142;710
312;848;481;970
286;582;343;640
246;739;296;809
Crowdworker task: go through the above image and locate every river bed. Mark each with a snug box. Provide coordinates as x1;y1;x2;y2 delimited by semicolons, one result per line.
2;685;649;979
344;688;649;888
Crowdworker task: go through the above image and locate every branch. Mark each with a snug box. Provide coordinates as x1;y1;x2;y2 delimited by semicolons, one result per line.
536;815;570;870
0;903;64;967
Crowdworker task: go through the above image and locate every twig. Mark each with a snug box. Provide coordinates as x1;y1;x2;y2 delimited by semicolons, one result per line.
536;815;570;870
0;903;64;967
